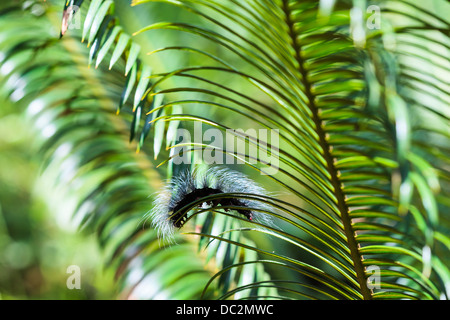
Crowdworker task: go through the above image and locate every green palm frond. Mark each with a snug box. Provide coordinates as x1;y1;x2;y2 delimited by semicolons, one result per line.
0;2;216;299
0;0;448;300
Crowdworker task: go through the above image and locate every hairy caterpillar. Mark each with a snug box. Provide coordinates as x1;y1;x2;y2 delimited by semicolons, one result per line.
147;166;274;241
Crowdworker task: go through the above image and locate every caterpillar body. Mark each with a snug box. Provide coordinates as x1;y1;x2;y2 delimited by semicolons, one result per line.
148;166;274;241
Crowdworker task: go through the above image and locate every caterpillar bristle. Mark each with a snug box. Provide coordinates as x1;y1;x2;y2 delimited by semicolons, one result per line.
147;166;274;242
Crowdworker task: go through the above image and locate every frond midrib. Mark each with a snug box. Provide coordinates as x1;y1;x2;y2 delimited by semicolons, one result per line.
281;0;372;300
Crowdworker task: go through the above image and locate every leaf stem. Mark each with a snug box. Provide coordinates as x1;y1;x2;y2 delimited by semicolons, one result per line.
281;0;372;300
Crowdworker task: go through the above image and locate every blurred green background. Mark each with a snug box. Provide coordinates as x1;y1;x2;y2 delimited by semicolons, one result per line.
0;0;229;300
0;95;116;299
0;0;286;299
